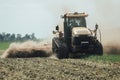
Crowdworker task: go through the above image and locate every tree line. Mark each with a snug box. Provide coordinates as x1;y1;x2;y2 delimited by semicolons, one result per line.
0;32;37;41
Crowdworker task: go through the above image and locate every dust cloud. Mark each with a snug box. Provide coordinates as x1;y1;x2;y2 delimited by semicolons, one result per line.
103;43;120;55
0;40;54;58
101;25;120;55
93;1;120;54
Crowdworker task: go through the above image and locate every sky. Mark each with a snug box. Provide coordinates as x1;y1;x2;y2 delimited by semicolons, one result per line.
0;0;120;44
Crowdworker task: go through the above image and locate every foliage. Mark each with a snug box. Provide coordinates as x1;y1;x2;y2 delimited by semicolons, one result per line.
0;32;37;42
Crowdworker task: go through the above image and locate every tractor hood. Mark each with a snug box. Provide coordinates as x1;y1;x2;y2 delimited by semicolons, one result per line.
72;27;91;37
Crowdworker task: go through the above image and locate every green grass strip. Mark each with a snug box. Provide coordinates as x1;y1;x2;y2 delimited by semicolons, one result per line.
86;55;120;62
0;41;11;50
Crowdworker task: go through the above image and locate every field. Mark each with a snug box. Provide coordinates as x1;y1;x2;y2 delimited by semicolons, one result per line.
0;41;11;50
0;41;120;80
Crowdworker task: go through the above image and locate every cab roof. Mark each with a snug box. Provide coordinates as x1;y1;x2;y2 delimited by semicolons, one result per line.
63;12;88;18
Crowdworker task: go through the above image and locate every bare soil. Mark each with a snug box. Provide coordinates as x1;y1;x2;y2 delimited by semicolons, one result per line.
0;58;120;80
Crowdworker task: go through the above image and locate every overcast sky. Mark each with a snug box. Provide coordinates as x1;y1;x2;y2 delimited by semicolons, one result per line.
0;0;120;43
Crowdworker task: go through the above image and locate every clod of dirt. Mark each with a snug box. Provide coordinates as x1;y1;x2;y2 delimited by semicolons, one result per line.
1;40;52;58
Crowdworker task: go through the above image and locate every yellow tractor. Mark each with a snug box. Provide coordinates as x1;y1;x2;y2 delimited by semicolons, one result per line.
52;12;103;58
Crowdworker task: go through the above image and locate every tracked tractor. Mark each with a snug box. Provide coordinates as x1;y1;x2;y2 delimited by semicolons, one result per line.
52;12;103;59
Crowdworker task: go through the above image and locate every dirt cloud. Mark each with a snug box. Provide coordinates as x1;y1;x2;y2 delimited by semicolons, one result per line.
101;28;120;55
1;40;52;58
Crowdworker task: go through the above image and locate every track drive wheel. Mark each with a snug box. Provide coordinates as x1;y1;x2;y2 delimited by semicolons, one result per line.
52;38;69;59
56;45;69;59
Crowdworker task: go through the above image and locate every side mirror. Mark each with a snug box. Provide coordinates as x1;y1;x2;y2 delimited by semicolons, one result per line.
56;25;59;31
95;24;98;30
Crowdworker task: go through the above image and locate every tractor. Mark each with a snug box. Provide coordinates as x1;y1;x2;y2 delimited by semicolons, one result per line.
52;12;103;58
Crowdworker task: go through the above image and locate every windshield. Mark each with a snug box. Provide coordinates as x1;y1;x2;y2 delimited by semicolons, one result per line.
68;17;86;27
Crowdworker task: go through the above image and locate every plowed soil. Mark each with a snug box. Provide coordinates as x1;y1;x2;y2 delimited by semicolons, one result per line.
0;57;120;80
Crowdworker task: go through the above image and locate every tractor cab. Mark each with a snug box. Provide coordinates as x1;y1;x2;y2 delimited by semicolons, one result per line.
62;12;89;44
62;12;88;27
